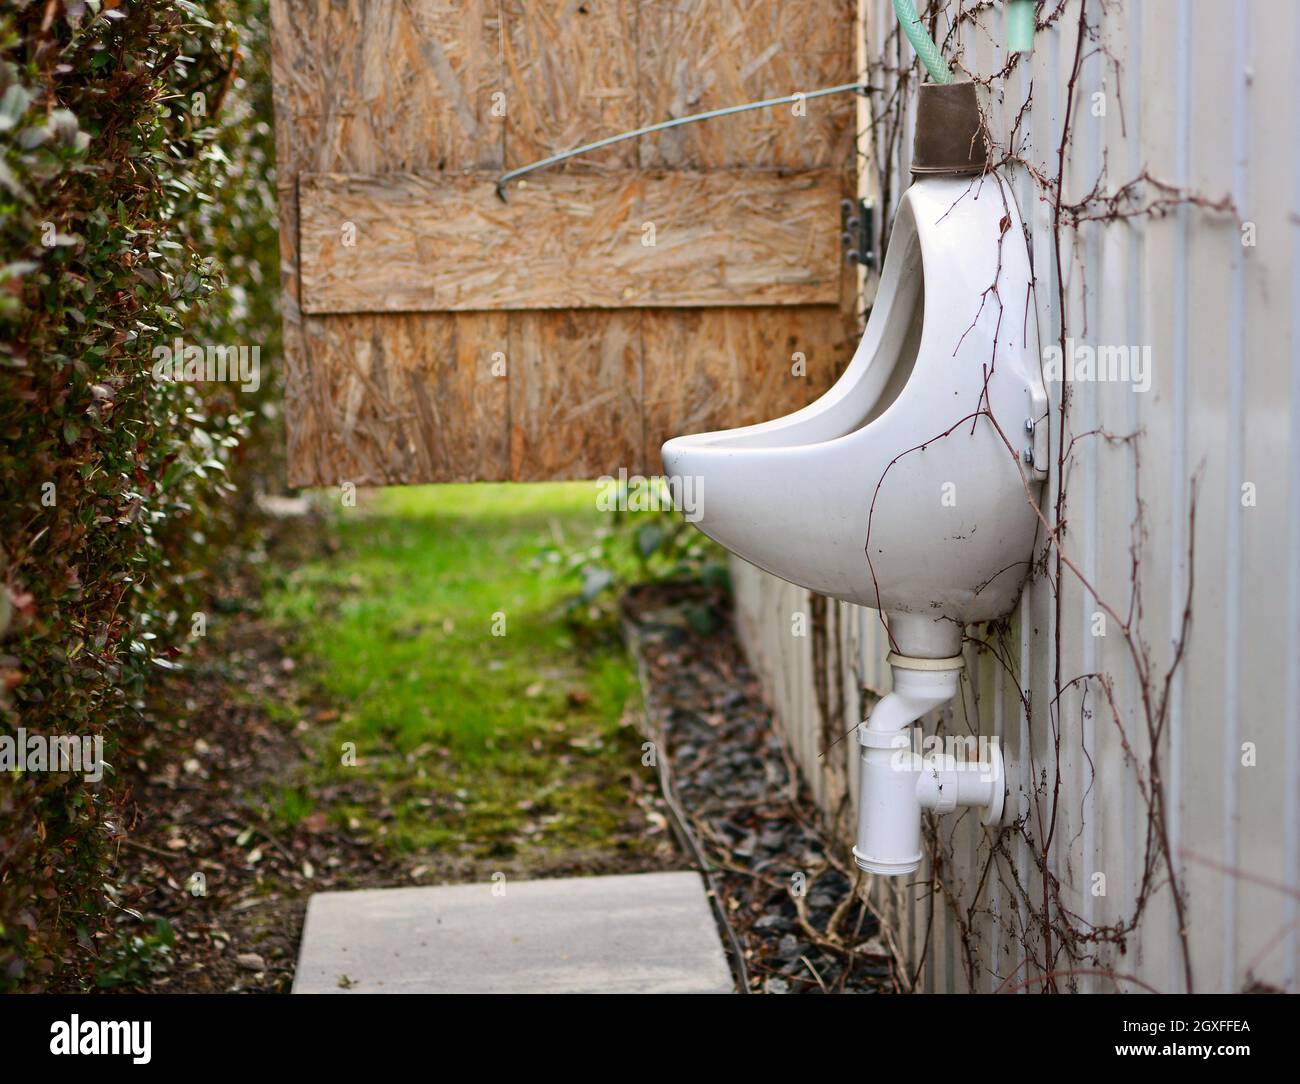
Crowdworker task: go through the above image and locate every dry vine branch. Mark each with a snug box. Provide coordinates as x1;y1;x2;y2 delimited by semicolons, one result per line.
851;0;1222;993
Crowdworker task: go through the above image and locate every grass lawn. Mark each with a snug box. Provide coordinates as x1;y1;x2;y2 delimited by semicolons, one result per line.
262;483;675;872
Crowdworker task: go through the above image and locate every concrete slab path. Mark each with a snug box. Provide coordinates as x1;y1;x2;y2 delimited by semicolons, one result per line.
292;870;733;993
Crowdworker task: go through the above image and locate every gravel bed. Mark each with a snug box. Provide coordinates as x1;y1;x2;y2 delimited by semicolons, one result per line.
623;581;898;994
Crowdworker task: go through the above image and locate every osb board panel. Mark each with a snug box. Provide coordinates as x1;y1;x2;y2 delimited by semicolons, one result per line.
271;0;859;485
508;310;643;481
298;170;843;313
270;0;503;173
297;312;510;485
501;0;638;168
290;306;848;487
271;0;508;487
641;305;852;454
636;0;859;169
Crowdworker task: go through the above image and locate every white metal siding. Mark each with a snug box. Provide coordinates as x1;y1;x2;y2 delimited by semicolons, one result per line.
732;0;1299;993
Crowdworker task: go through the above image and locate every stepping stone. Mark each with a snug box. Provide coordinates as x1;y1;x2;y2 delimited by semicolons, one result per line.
292;870;734;994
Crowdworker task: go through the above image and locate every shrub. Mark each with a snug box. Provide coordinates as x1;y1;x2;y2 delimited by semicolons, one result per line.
0;0;278;990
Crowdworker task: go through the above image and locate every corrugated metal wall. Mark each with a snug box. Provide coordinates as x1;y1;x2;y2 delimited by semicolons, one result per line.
731;0;1299;993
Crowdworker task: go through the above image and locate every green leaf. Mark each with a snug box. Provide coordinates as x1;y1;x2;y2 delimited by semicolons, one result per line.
580;567;615;602
635;522;665;559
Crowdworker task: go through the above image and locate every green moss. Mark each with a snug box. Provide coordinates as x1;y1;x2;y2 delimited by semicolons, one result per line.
266;484;657;862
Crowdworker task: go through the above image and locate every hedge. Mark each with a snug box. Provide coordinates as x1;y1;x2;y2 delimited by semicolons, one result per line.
0;0;279;990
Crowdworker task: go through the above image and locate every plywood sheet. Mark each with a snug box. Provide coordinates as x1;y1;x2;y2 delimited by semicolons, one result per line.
501;0;638;168
272;0;509;487
298;170;843;313
636;0;859;169
271;0;859;485
641;305;852;453
271;0;503;173
632;0;860;460
296;312;510;485
508;310;643;480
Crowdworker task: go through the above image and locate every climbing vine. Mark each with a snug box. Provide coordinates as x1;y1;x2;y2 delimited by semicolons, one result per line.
848;0;1239;993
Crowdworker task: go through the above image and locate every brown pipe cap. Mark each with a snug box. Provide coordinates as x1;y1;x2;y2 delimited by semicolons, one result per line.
911;80;988;176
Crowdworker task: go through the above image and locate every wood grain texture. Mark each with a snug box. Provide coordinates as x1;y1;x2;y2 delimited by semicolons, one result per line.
508;310;643;480
298;312;510;485
633;0;860;456
272;0;509;486
299;170;843;313
271;0;860;485
270;0;503;173
641;305;852;456
502;0;638;169
636;0;859;169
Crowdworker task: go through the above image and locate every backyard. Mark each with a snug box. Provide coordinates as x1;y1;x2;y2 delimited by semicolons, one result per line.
2;0;1294;1041
98;483;690;991
265;483;675;865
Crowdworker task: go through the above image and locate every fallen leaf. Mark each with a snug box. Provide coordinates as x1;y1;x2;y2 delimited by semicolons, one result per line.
301;811;329;834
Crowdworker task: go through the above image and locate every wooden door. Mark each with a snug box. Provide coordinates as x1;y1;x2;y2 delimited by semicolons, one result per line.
270;0;859;486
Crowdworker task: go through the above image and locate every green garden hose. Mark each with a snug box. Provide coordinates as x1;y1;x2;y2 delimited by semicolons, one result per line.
893;0;952;84
1007;0;1037;54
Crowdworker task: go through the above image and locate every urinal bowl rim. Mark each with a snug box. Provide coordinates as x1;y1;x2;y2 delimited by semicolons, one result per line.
660;172;1047;627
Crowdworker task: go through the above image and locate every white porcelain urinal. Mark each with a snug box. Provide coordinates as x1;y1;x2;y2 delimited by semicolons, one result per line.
661;170;1048;876
661;173;1047;651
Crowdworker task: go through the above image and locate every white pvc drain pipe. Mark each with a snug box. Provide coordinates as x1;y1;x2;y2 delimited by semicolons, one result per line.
853;652;1006;876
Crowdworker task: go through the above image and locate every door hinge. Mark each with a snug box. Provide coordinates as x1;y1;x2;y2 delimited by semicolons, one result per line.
842;198;876;269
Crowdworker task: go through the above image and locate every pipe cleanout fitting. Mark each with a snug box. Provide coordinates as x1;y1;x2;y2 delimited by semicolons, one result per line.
854;652;1006;877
